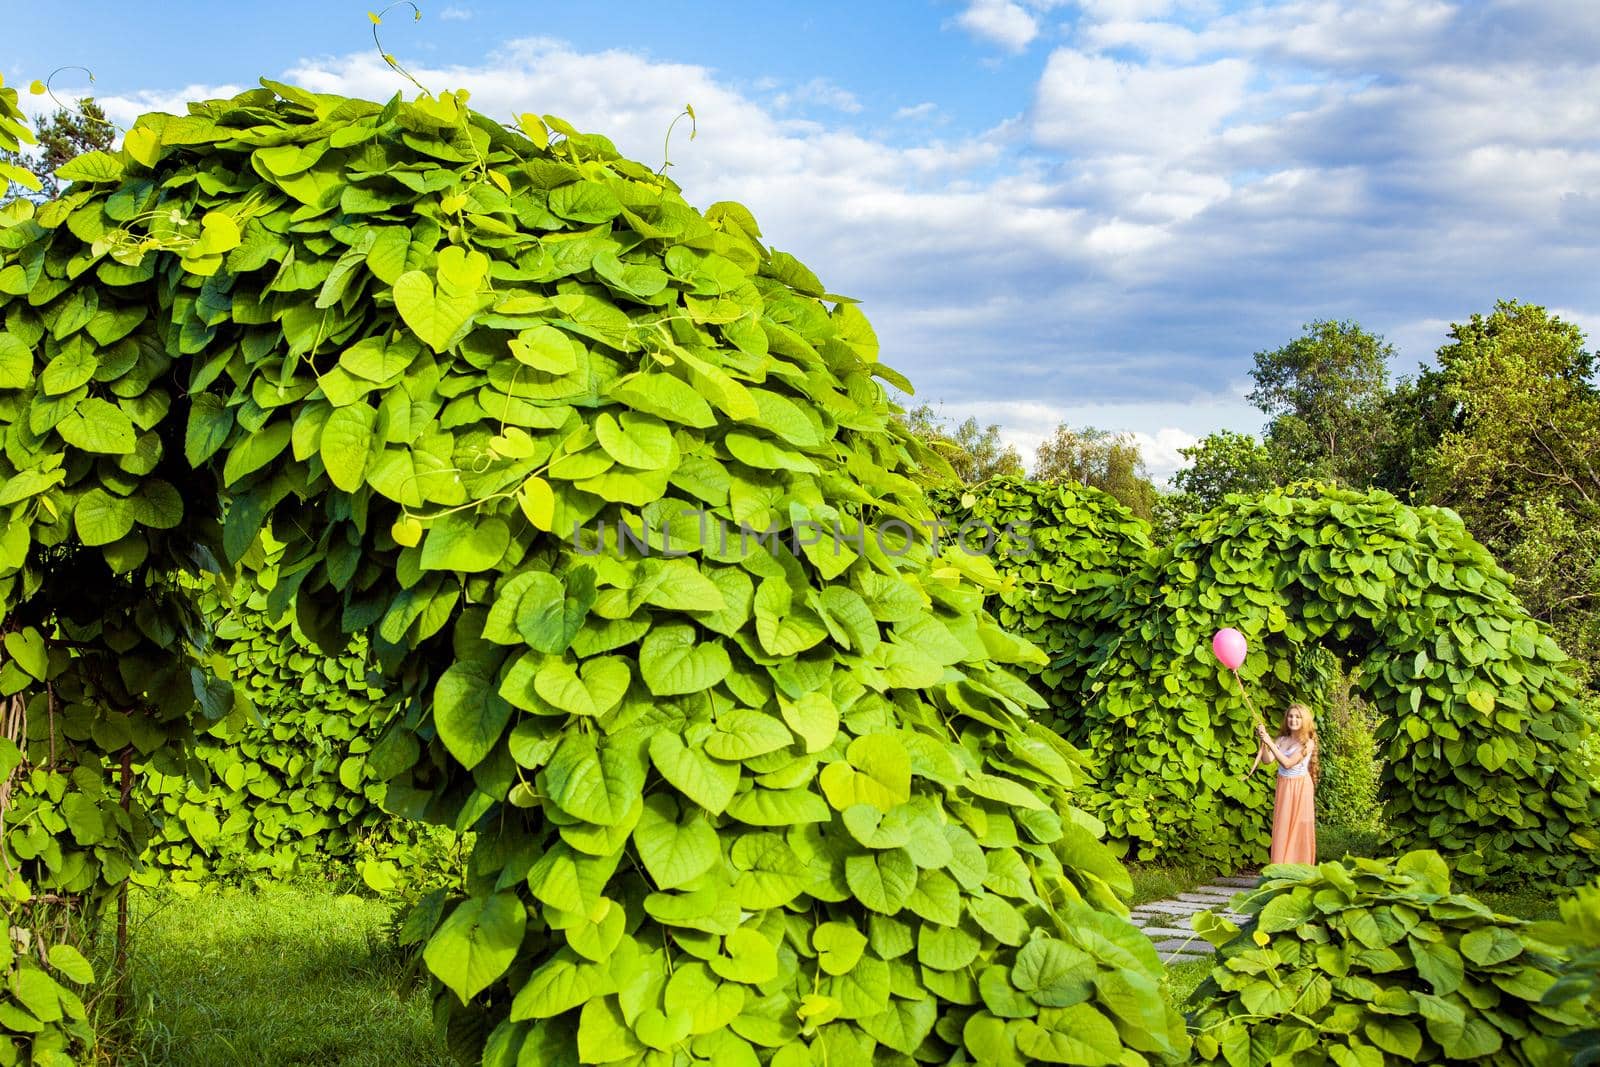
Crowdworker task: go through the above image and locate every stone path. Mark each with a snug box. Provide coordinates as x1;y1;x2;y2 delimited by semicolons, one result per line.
1129;874;1260;965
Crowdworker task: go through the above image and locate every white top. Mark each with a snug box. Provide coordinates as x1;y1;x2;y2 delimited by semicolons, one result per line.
1276;737;1309;779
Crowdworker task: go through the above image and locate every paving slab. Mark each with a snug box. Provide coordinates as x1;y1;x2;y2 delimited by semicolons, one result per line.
1140;925;1198;938
1160;950;1212;964
1138;911;1243;928
1190;884;1243;896
1152;937;1209;953
1213;876;1261;888
1178;892;1237;904
1133;900;1209;914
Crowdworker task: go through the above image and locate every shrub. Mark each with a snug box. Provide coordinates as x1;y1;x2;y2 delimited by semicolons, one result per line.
930;478;1151;724
1083;486;1598;882
1535;880;1600;1066
954;480;1600;884
1187;851;1591;1065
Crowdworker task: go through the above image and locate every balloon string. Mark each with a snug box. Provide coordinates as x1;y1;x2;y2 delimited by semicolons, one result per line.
1231;669;1268;731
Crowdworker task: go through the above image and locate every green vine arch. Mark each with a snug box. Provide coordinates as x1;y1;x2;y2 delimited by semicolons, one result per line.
951;479;1600;883
0;75;1191;1064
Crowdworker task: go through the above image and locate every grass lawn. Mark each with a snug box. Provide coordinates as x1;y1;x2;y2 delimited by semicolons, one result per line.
1162;957;1213;1007
1128;859;1227;906
102;883;444;1067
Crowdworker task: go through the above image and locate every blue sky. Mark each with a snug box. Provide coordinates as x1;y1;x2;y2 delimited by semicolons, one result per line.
8;0;1599;478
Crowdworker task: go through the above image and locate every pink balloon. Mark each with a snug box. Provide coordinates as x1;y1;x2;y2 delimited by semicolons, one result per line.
1212;628;1248;671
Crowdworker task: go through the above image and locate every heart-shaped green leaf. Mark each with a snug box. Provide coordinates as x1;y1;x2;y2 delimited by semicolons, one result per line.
633;794;720;889
648;732;740;815
534;656;630;718
394;268;490;353
709;927;778;985
813;922;867;976
639;624;731;695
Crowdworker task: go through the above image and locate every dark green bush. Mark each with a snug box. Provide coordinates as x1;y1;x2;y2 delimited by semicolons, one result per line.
1535;880;1600;1066
1187;851;1590;1065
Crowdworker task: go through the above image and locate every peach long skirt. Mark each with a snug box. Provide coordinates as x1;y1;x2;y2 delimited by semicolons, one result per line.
1270;774;1317;865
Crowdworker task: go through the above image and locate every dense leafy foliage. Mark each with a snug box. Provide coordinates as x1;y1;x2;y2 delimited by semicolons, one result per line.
1205;305;1600;692
1085;485;1598;881
932;478;1150;714
139;584;396;883
1247;319;1395;489
957;479;1599;882
1406;301;1600;690
1535;880;1600;1065
0;912;96;1067
1154;430;1281;536
1187;852;1591;1066
0;78;200;1057
0;73;1195;1064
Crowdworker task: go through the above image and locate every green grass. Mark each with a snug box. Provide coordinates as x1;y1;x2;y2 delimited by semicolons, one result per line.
1477;885;1563;921
103;884;445;1067
1127;859;1229;906
1317;824;1387;863
1162;957;1212;1010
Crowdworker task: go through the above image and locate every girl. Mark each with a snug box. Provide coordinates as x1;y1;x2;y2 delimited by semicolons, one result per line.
1243;702;1320;865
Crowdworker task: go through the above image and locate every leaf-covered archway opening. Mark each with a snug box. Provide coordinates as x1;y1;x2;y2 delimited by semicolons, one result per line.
1248;641;1387;840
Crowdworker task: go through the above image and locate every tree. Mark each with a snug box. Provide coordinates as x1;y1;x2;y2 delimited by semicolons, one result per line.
1168;430;1282;513
1408;301;1600;685
0;97;115;203
1370;371;1455;500
1152;430;1292;538
1033;423;1157;519
1248;320;1395;486
898;403;1023;485
1415;301;1597;531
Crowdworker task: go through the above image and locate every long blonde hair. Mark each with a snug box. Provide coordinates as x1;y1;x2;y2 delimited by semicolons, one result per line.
1284;703;1320;785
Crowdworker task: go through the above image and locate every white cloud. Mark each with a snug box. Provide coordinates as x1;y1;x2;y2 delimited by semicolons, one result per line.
894;101;938;120
770;77;863;114
438;5;472;20
1075;0;1185;18
955;0;1041;52
1033;50;1252;157
1132;427;1200;482
19;79;246;131
1084;0;1457;67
